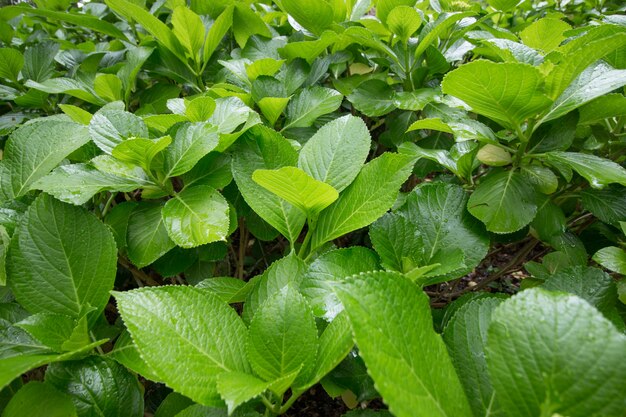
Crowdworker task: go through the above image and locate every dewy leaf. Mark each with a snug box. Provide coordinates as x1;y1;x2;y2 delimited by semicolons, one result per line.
347;80;396;118
232;127;306;244
46;356;144;417
216;371;270;414
538;152;626;188
2;119;89;198
298;115;371;193
3;381;77;417
300;247;380;320
486;288;626;417
283;87;343;130
162;186;230;248
404;183;490;280
247;286;318;390
7;194;117;319
89;109;148;154
310;153;414;251
335;271;472;417
540;61;626;124
441;60;551;129
114;286;250;406
443;297;506;417
32;163;151;205
252;167;338;219
126;202;175;268
467;170;538;233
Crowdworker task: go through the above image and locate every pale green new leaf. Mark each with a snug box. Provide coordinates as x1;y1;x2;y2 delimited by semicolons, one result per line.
487;288;626;417
252;167;338;218
335;272;472;417
443;297;506;417
7;194;117;319
539;152;626;188
467;170;538;233
279;0;334;35
2;119;89;198
186;97;217;122
94;74;123;102
442;60;551;129
387;6;422;42
247;286;318;390
89;110;148;154
231;127;306;243
203;6;234;65
172;6;205;62
126;202;175;268
163;123;219;178
216;372;270;414
258;97;290;126
310;153;414;251
162;186;230;248
283;87;343;130
414;12;474;59
298;115;371;193
112;136;172;173
519;18;571;53
114;286;250;406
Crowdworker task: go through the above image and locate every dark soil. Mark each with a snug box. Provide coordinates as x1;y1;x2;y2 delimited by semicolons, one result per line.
284;387;350;417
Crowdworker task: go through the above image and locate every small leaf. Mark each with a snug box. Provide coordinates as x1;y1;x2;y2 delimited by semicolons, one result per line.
335;272;472;417
477;145;512;167
467;170;538;233
252;167;338;219
186;97;217;123
387;6;422;42
442;60;551;130
115;286;250;406
162;186;230;248
112;136;172;173
89;109;148;155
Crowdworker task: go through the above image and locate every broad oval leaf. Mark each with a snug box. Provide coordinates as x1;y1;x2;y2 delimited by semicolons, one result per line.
7;194;117;319
88;109;148;155
467;170;538;233
162;185;230;248
283;87;343;130
442;60;551;129
164;122;220;178
114;286;250;406
486;288;626;417
298;115;371;193
335;271;472;417
126;202;175;268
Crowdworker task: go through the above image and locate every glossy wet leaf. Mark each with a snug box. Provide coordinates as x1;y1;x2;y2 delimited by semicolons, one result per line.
7;194;116;319
162;185;230;248
335;272;472;417
109;330;161;381
486;288;626;417
114;286;250;406
89;109;148;155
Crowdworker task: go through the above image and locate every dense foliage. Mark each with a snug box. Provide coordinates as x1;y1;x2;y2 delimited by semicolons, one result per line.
1;0;626;416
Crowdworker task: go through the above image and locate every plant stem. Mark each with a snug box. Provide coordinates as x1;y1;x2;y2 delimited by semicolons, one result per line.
298;229;313;259
278;389;305;414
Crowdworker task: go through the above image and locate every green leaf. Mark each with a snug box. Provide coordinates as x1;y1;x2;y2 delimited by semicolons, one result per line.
105;0;186;64
247;286;318;390
89;110;148;155
347;80;396;118
310;153;414;251
162;186;230;248
109;330;161;381
94;74;123;102
442;60;551;130
301;247;379;320
0;48;23;82
414;12;474;60
387;6;422;43
278;0;334;35
182;153;232;190
114;286;250;406
17;313;89;353
126;202;175;268
232;127;306;244
186;97;217;123
541;62;626;124
257;97;290;126
2;119;89;198
232;3;271;48
32;163;150;205
172;6;205;62
46;356;143;417
22;42;58;83
538;152;626;188
0;226;8;286
520;164;558;195
335;272;472;417
252;167;338;219
298;115;370;193
593;247;626;275
3;381;77;417
163;123;219;178
196;277;249;304
59;104;92;125
245;58;285;81
282;87;343;130
112;136;172;173
203;6;234;65
579;94;626;125
7;194;116;319
443;297;506;417
581;187;626;226
486;0;520;11
519;18;571;54
376;0;416;25
467;170;538;233
216;372;270;414
25;78;103;105
486;288;626;417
